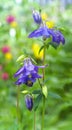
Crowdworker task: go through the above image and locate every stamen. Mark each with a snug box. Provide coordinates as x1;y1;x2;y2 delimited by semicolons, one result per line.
26;80;33;87
28;74;32;78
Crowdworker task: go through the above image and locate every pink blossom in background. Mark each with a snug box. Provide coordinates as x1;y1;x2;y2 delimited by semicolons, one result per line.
6;15;15;24
1;72;9;80
1;46;10;54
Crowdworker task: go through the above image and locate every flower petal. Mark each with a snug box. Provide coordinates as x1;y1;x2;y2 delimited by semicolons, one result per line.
14;66;24;77
36;64;48;68
15;75;26;85
28;26;50;38
32;73;42;79
48;29;65;44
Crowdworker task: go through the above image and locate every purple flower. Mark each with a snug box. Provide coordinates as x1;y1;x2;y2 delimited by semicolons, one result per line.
25;95;33;111
28;25;65;45
48;29;65;44
14;58;45;87
28;26;50;39
15;72;41;86
33;10;42;25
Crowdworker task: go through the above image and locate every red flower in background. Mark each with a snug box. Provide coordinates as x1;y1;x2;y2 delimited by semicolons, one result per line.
1;46;10;54
0;65;3;71
6;15;15;24
1;72;9;80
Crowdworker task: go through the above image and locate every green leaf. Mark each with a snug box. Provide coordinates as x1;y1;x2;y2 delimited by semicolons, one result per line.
38;45;44;54
33;93;42;111
30;57;37;64
46;44;49;49
49;42;59;49
48;91;62;99
57;27;65;32
32;90;41;94
45;36;52;44
16;55;25;62
42;86;48;98
43;78;50;84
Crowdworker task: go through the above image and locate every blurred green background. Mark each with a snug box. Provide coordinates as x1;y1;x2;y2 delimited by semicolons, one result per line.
0;0;72;130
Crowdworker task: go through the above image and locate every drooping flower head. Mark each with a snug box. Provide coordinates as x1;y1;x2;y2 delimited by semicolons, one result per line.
28;25;65;45
28;9;65;46
14;58;46;87
25;94;33;111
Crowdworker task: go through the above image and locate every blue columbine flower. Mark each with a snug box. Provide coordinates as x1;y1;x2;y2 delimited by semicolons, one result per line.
32;10;42;25
28;9;65;45
28;25;65;45
14;58;46;87
25;94;33;111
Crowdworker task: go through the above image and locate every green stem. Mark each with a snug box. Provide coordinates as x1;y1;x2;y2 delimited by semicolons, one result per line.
42;43;46;82
34;111;36;130
17;86;20;123
38;78;42;88
41;42;46;130
41;97;45;130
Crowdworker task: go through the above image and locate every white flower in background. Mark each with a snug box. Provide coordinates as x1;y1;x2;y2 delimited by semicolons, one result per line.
9;28;16;37
15;0;22;4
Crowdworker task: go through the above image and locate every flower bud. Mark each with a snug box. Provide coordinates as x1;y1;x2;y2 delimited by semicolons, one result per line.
33;10;42;25
25;95;33;111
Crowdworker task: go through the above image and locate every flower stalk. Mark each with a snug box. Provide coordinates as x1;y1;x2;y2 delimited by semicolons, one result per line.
41;96;45;130
17;86;20;123
41;41;46;130
42;42;46;82
34;111;36;130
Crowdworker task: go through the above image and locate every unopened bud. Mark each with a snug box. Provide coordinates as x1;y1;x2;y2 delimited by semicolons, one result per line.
25;95;33;111
33;10;42;25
